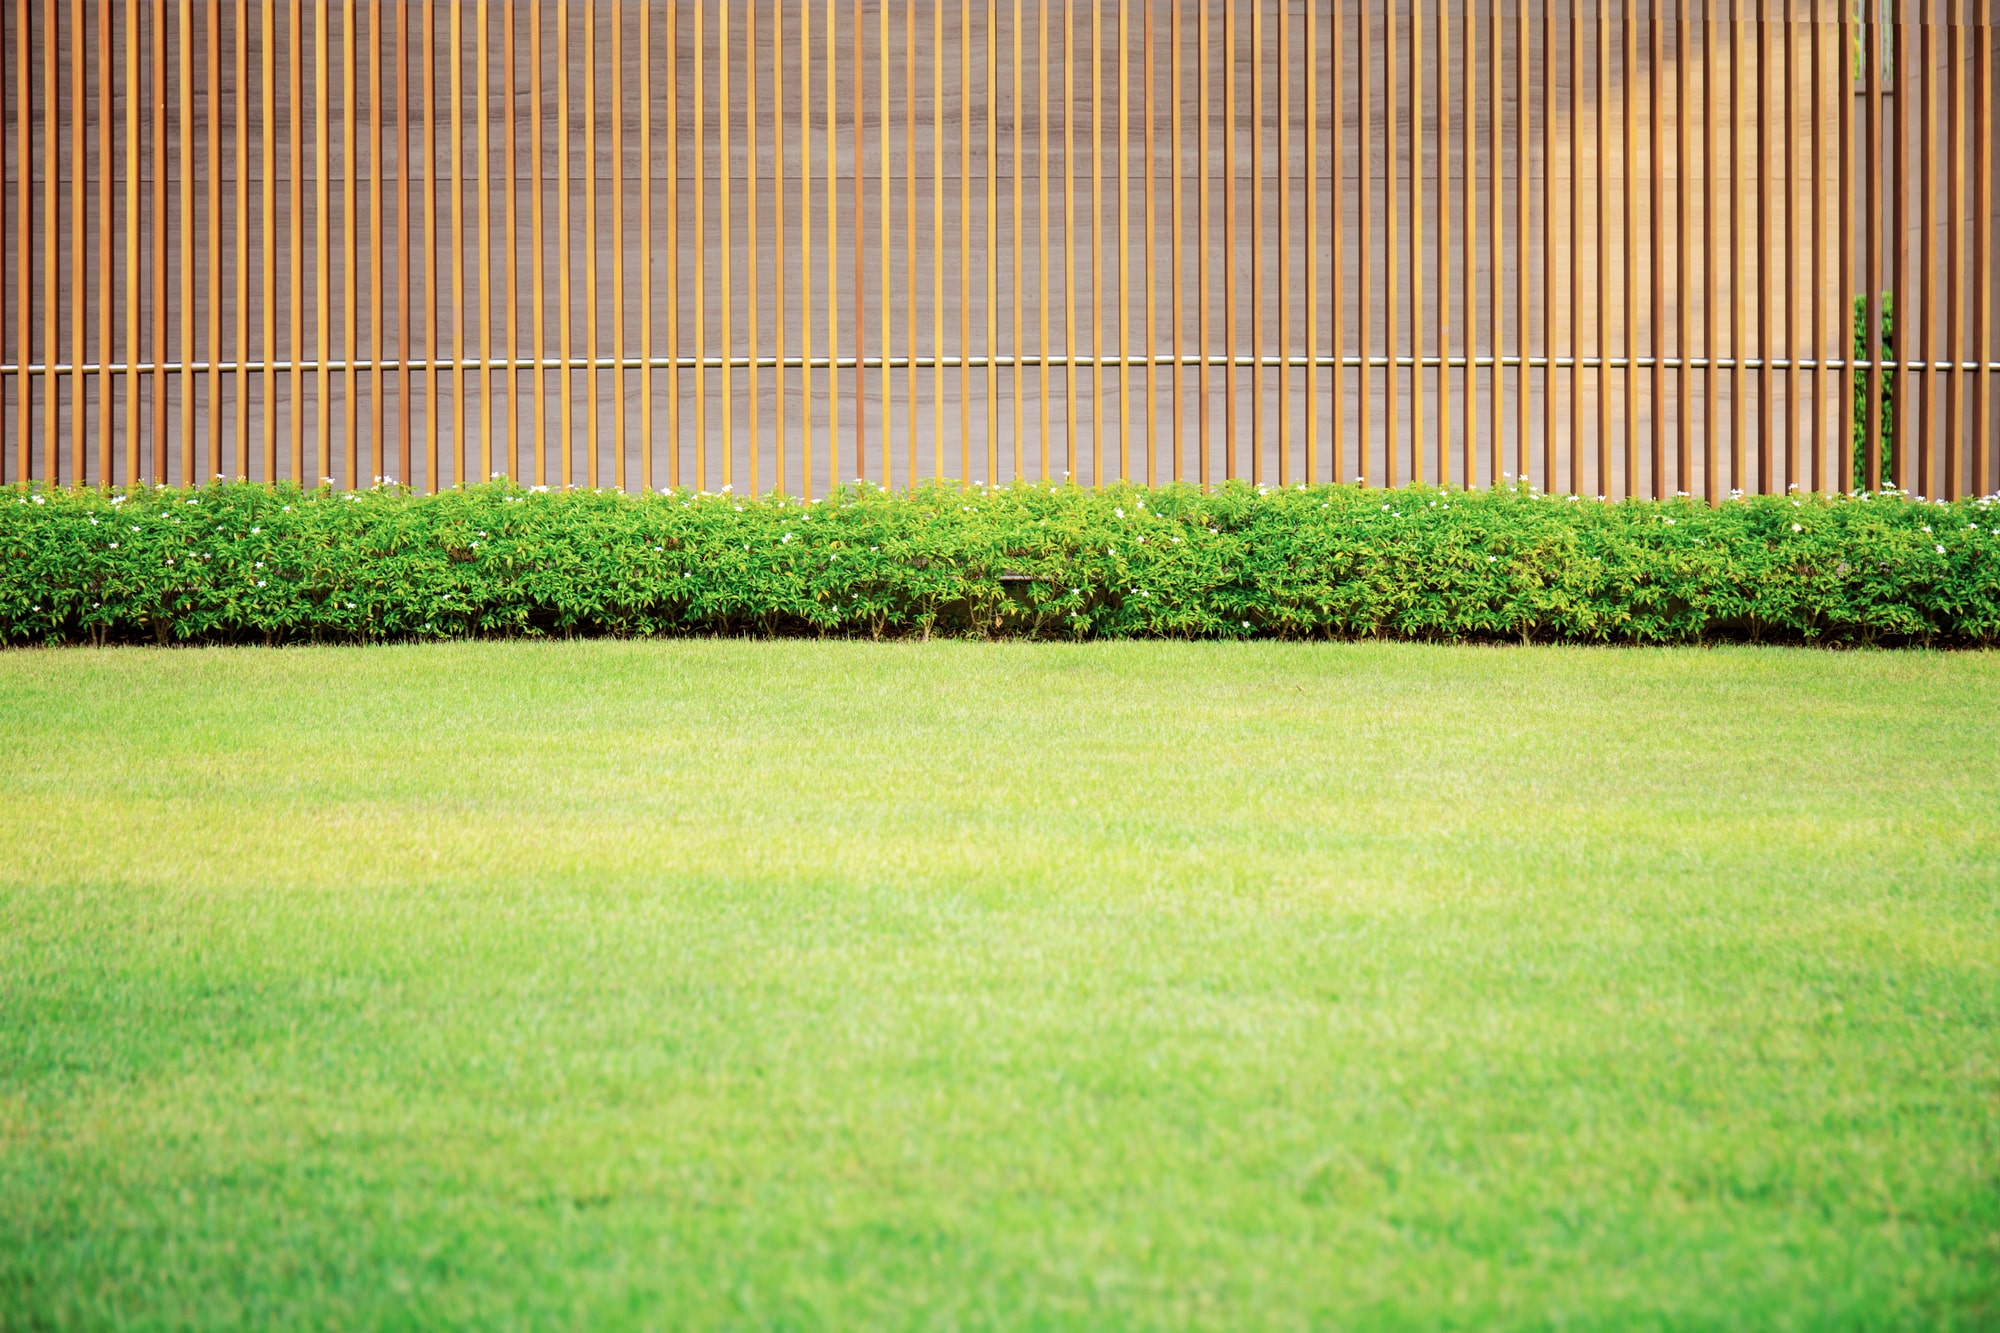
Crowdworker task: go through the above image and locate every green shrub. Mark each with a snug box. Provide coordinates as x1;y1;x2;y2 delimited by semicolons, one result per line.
3;478;1997;647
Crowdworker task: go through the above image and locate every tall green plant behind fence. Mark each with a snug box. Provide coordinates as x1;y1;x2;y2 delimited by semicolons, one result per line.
1853;293;1896;493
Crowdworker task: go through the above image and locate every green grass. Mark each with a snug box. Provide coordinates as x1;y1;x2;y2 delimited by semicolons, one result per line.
2;641;1997;1330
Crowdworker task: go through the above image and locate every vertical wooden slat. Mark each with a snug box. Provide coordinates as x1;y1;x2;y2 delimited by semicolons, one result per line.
1704;0;1719;498
907;0;920;477
1278;0;1292;484
581;2;596;488
653;0;666;489
715;0;727;491
1649;0;1664;497
906;0;920;476
16;0;28;485
934;0;945;483
1090;0;1102;483
849;0;863;482
287;0;301;484
1118;0;1130;482
101;0;116;481
1676;0;1691;493
1304;0;1320;482
669;1;684;490
886;0;898;486
368;0;382;483
1540;0;1555;486
156;0;171;482
691;0;705;489
1491;0;1505;483
2;0;9;486
64;0;78;482
1413;0;1428;486
1358;0;1371;484
1731;0;1746;491
1311;0;1322;483
1943;0;1959;497
792;0;800;496
342;0;356;486
554;0;570;487
771;0;782;492
1247;0;1258;483
1889;0;1907;490
1838;0;1853;492
976;0;992;482
397;0;410;484
1168;0;1184;480
1386;0;1399;486
1435;0;1448;488
829;0;842;485
1042;0;1054;478
72;0;85;485
1808;0;1823;493
207;0;220;480
744;0;756;495
233;0;247;476
1222;0;1236;481
1515;0;1528;482
988;0;1001;483
490;2;508;480
1780;0;1795;493
1918;0;1936;495
1191;0;1202;484
613;1;627;491
1140;0;1151;483
1015;0;1027;481
131;0;145;484
829;0;842;484
640;0;652;491
1568;0;1582;493
855;0;869;484
1610;0;1624;497
1768;0;1784;492
1976;0;1991;493
1462;0;1475;486
532;0;548;482
421;0;435;490
35;0;51;483
501;1;515;483
181;0;195;481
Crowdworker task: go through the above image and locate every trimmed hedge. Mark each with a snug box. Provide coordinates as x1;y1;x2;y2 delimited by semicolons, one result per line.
3;478;1997;646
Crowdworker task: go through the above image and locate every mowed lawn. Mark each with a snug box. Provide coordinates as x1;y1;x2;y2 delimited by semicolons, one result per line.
2;642;1997;1330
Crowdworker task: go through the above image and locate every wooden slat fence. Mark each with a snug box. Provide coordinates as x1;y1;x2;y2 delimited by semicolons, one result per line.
1;1;1995;498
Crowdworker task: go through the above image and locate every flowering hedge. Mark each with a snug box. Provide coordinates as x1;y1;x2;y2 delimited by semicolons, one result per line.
3;478;1997;646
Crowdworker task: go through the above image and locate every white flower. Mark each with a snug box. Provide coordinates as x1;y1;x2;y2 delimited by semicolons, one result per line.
1488;555;1497;562
1114;507;1125;518
109;542;118;549
256;580;266;587
347;602;357;609
251;527;260;534
31;495;43;504
1936;545;1945;554
1792;523;1802;532
255;561;265;569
